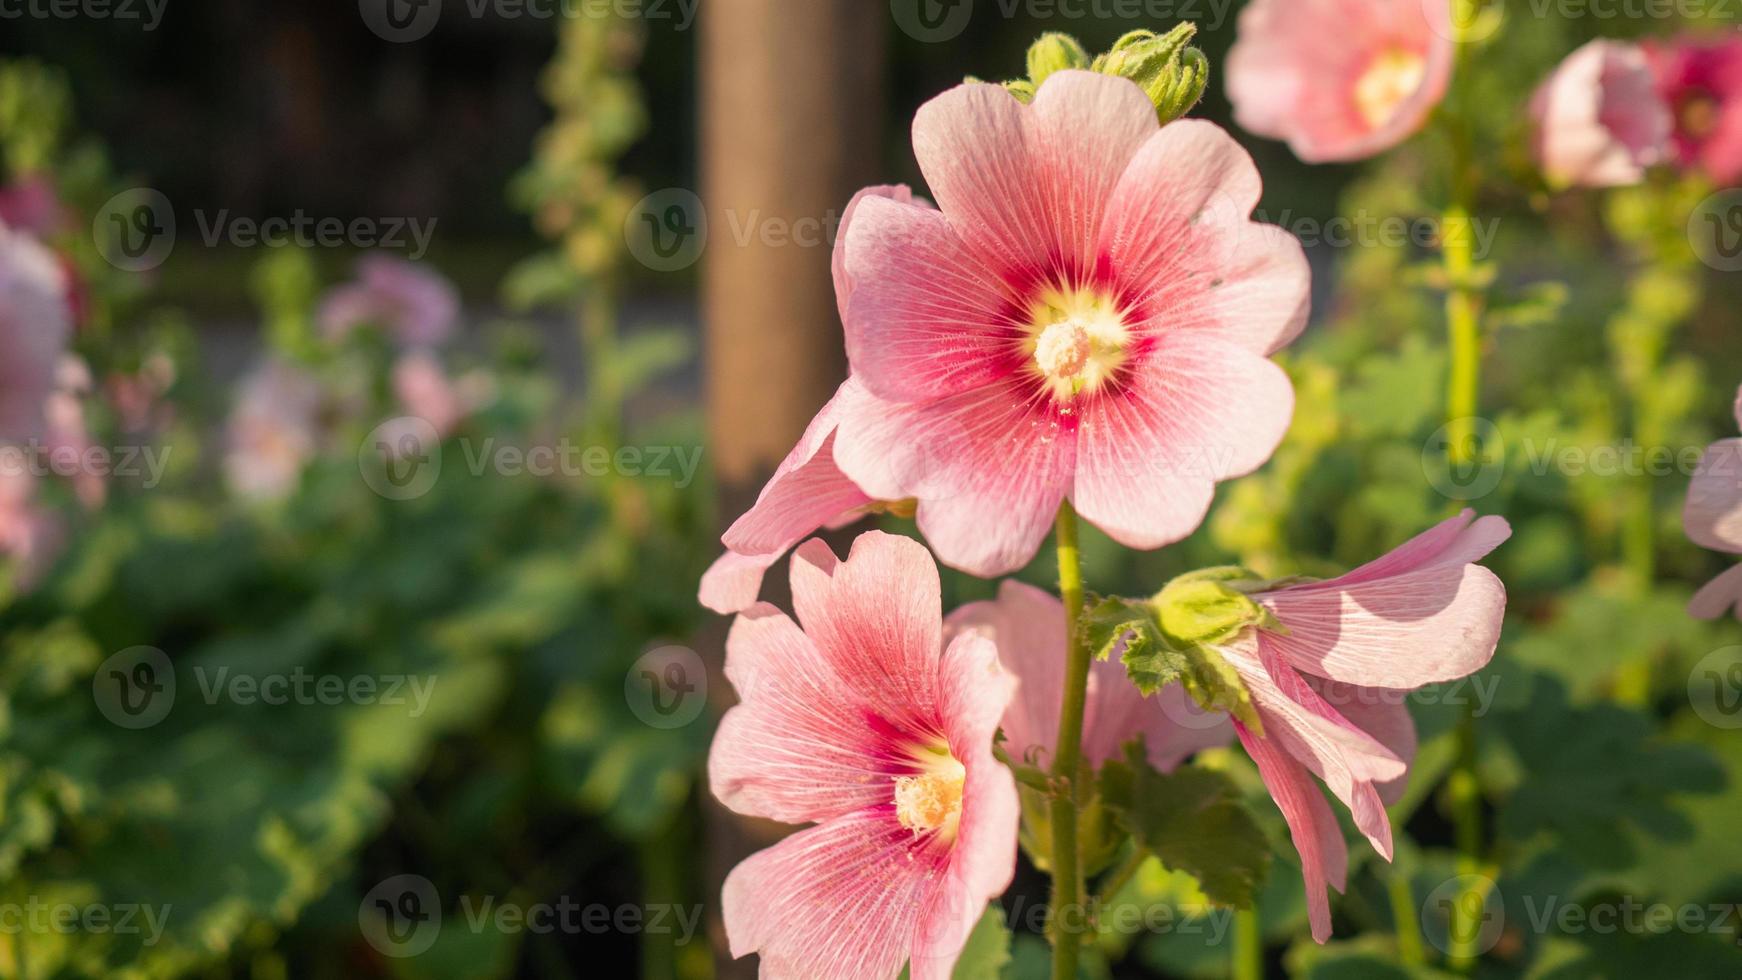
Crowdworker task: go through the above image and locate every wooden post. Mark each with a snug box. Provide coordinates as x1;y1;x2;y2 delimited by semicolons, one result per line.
699;1;885;974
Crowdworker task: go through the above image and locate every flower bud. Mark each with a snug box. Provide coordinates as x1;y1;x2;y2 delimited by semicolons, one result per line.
1026;32;1089;88
1095;23;1209;124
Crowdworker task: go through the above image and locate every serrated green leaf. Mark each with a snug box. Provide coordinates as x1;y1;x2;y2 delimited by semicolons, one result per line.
1098;744;1271;908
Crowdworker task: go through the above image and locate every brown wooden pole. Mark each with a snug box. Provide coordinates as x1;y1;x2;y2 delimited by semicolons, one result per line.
699;1;886;975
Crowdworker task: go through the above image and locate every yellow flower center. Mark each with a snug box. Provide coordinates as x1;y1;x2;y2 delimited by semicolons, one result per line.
893;751;966;839
1353;48;1427;130
1024;286;1129;400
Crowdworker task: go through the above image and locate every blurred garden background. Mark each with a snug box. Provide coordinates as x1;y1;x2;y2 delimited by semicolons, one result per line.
2;0;1742;977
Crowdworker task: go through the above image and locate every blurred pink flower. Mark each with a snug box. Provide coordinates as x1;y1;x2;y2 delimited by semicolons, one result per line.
0;223;73;442
1685;387;1742;620
0;177;65;238
392;351;491;438
0;467;63;592
106;354;179;434
1531;40;1672;189
43;356;105;510
711;532;1019;980
1226;0;1455;163
831;73;1307;577
224;359;323;502
698;186;916;614
1646;35;1742;186
1229;510;1510;941
319;256;459;348
945;580;1233;772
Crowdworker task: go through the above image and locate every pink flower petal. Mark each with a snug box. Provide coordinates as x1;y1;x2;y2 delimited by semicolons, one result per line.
1073;335;1294;551
699;381;875;614
911;72;1157;277
722;807;939;980
709;604;897;824
1685;438;1742;554
1320;510;1511;588
1689;563;1742;621
1306;678;1418;807
1530;40;1671;189
1237;722;1347;944
1097;119;1310;356
833;379;1071;576
789;532;946;734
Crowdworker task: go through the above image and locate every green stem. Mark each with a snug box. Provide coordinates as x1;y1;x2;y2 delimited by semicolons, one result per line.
1388;863;1426;967
1049;502;1091;980
1442;6;1488;969
1233;907;1263;980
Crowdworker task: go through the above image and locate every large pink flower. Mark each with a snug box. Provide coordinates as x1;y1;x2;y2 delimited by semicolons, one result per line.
1646;35;1742;186
711;532;1019;980
1227;0;1455;163
945;580;1232;771
1531;40;1672;189
319;256;459;348
1685;386;1742;620
698;186;920;614
0;223;73;443
831;72;1308;577
1226;510;1510;941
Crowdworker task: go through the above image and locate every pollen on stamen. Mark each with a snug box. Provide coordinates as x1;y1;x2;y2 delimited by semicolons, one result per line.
1033;320;1093;381
893;768;965;836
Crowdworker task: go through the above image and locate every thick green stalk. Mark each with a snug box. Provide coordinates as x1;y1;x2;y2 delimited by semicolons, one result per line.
1233;907;1262;980
1049;502;1091;980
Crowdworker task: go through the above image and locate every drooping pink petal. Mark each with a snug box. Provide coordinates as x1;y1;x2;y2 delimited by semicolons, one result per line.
1690;563;1742;621
1237;722;1347;944
1228;637;1403;859
1323;510;1511;587
1073;334;1293;551
1530;40;1672;189
943;580;1233;772
1097;119;1309;356
1227;0;1455;163
1305;678;1418;807
699;380;875;614
1685;437;1742;555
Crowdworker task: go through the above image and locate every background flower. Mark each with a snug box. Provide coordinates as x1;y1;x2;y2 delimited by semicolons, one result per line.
1531;40;1672;189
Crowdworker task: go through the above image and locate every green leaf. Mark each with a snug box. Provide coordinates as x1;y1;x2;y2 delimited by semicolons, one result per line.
1098;744;1271;908
952;904;1013;980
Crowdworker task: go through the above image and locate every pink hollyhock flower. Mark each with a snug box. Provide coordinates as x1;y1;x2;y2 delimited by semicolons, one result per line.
0;177;65;238
711;531;1019;980
1685;387;1742;620
698;186;917;614
830;73;1308;577
319;256;459;348
1225;510;1509;941
224;359;324;502
0;467;64;592
1226;0;1455;163
1530;40;1672;189
1646;35;1742;186
0;223;73;443
946;580;1232;771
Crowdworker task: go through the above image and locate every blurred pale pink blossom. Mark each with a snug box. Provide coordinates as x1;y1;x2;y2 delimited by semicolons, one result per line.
224;359;324;502
1530;40;1672;189
319;256;459;348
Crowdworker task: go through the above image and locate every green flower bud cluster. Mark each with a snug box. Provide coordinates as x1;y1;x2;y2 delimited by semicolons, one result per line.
993;24;1209;125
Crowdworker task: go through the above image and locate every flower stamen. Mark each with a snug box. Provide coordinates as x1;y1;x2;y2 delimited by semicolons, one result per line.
1353;49;1427;130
